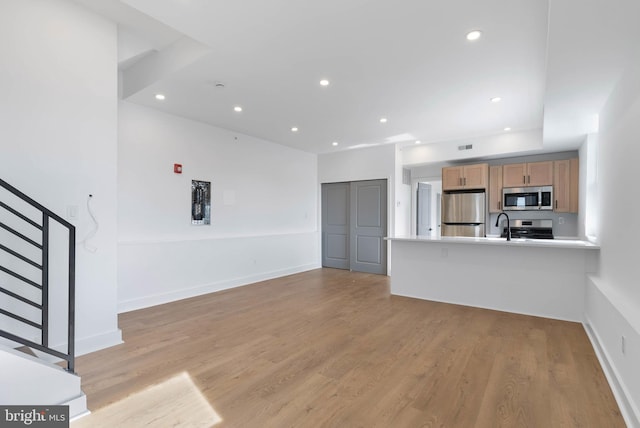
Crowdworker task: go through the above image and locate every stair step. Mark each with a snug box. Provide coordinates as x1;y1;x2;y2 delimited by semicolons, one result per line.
15;345;37;357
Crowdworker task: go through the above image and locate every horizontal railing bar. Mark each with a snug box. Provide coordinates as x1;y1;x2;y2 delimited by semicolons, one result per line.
0;179;73;231
0;286;42;308
1;178;76;374
0;222;42;249
0;308;42;329
0;330;70;363
0;265;42;289
0;201;42;230
0;243;42;269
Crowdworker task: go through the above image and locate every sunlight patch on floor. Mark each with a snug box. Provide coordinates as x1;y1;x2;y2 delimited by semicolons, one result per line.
72;372;222;427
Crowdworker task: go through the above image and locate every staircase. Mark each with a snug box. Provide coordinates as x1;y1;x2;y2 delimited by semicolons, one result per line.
0;178;87;419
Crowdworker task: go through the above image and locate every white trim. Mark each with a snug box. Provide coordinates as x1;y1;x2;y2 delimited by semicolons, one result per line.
0;330;122;358
74;329;123;356
589;276;640;336
118;263;320;313
118;230;318;245
584;275;640;427
583;320;640;428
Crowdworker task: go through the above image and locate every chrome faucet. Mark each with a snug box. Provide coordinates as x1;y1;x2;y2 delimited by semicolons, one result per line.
495;212;511;241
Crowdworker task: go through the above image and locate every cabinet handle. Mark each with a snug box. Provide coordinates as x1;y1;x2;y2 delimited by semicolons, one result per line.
555;200;558;209
464;177;467;186
523;175;526;184
528;175;530;184
459;177;462;186
498;201;501;210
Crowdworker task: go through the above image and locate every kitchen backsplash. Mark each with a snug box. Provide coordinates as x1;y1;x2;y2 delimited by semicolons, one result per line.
488;211;578;238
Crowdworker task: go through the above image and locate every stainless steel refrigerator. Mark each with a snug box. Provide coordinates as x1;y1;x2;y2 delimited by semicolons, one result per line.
441;191;486;237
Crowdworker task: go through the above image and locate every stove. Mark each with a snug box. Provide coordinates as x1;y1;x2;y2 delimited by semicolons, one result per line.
500;219;554;239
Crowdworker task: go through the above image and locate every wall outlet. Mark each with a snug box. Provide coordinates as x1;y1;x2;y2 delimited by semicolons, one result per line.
559;217;565;225
621;335;626;355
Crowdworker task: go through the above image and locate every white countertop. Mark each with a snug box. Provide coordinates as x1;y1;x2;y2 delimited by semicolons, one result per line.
385;235;600;250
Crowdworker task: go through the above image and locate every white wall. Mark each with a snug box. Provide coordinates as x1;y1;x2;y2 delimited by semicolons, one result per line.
0;0;121;354
578;133;598;241
402;129;543;166
318;144;396;185
394;146;412;237
118;102;319;311
585;49;640;425
391;240;596;322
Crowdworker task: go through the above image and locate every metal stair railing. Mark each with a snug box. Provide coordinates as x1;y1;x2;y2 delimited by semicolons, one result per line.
0;178;75;373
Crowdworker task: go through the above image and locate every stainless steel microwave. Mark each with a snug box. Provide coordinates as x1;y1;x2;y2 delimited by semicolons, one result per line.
502;186;553;211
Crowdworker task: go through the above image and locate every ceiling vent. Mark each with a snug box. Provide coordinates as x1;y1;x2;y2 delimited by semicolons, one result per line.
458;144;473;151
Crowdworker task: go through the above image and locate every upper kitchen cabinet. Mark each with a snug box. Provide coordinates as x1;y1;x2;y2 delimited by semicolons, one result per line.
502;161;553;187
442;163;488;191
488;165;503;213
554;158;579;213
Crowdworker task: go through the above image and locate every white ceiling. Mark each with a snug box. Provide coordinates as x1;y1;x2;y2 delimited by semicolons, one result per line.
76;0;639;155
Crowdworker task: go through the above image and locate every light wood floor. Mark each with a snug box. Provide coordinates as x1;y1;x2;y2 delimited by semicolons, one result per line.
74;268;624;427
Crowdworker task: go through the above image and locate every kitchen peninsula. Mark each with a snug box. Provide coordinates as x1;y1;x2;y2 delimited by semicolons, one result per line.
386;236;598;322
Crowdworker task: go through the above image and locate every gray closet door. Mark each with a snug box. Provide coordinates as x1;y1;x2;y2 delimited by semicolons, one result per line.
349;180;387;274
321;182;350;269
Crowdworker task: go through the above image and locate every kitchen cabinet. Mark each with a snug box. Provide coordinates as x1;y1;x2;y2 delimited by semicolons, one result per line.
442;163;488;190
489;165;503;213
502;161;553;187
554;158;579;213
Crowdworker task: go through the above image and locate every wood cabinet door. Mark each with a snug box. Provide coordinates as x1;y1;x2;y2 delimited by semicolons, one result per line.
489;165;503;213
554;159;578;213
502;163;526;187
463;163;488;190
442;166;464;190
527;161;553;186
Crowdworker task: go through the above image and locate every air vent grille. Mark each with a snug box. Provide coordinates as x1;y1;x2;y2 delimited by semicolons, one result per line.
458;144;473;151
402;168;411;185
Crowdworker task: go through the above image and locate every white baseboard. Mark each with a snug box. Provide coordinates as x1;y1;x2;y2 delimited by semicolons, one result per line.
583;320;640;428
64;393;88;420
584;275;640;428
74;329;123;356
118;263;321;313
1;328;122;359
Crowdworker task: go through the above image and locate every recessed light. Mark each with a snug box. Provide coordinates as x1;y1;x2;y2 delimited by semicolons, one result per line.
320;79;330;86
466;30;482;41
379;118;388;123
234;106;243;112
415;140;421;144
291;127;299;132
155;94;165;101
504;127;512;131
332;141;339;146
490;97;502;103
